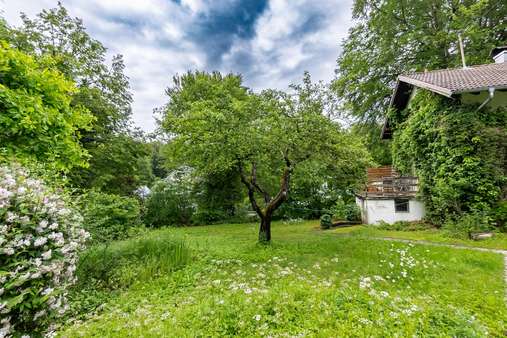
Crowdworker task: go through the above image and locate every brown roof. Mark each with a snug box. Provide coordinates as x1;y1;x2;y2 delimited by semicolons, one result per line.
397;62;507;98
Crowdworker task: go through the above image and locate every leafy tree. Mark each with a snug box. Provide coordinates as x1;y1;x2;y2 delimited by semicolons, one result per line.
161;71;371;242
69;133;153;195
333;0;506;123
0;42;93;171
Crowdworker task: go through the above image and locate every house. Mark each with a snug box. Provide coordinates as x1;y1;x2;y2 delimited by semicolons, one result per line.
355;166;425;224
357;46;507;224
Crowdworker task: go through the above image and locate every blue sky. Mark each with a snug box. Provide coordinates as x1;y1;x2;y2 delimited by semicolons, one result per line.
1;0;353;131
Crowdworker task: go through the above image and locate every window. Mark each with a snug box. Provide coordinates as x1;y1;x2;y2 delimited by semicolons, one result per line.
394;198;409;212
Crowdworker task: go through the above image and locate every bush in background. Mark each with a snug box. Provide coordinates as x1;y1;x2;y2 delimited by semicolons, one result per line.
80;191;142;244
144;176;194;227
320;214;332;229
0;164;89;336
442;212;493;239
332;199;361;221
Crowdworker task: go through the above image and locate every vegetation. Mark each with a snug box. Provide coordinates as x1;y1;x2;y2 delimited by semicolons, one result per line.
342;225;507;251
161;71;371;242
392;91;507;225
1;1;506;335
334;0;506;123
60;221;507;336
0;42;93;171
80;190;142;244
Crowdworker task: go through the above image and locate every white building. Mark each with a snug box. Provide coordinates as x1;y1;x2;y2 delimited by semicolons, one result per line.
355;166;425;225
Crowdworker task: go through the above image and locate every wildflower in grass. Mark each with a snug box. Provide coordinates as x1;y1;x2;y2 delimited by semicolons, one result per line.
254;314;261;321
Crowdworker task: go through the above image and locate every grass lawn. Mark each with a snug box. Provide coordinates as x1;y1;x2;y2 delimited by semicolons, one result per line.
336;225;507;251
60;220;506;337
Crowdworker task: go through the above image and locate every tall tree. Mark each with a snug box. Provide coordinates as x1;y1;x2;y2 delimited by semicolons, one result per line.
161;71;371;242
333;0;506;124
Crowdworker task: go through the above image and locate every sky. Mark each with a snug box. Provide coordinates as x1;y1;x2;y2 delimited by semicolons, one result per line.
1;0;354;132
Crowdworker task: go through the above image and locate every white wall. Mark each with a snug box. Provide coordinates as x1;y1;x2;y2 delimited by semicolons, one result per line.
356;197;425;225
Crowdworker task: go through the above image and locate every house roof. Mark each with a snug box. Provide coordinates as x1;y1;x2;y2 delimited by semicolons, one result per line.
381;61;507;139
396;62;507;98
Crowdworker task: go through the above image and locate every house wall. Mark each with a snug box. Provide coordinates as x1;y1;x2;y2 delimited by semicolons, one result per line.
461;90;507;109
355;197;425;224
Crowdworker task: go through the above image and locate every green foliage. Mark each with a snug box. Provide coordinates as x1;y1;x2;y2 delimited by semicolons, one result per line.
68;232;189;318
75;233;189;291
70;134;153;195
392;91;507;225
442;213;494;239
320;214;332;229
334;0;506;123
161;71;371;240
350;123;392;165
0;42;93;171
333;199;361;221
377;220;435;232
8;4;133;131
144;172;195;227
493;200;507;230
80;190;142;244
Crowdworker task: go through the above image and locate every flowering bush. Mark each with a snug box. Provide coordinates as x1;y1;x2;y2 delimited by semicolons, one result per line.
0;165;89;337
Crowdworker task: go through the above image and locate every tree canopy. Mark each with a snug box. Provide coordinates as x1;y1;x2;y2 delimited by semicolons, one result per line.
161;71;371;241
0;42;93;171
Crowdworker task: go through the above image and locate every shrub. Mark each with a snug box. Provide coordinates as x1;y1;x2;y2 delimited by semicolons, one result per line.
0;164;89;336
442;213;493;239
320;214;332;229
333;199;361;221
144;178;194;227
492;200;507;231
80;190;142;244
378;220;434;231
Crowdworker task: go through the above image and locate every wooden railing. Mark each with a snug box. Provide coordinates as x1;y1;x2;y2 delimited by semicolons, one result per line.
362;176;419;197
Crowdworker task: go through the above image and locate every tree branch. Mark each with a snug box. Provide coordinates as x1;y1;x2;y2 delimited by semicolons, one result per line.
238;163;264;218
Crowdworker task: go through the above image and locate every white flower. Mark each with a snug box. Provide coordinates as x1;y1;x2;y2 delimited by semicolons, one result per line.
253;314;261;321
3;248;14;255
34;237;48;247
42;250;52;260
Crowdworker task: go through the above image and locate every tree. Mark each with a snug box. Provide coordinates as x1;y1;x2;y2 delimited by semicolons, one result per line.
0;42;93;171
68;133;153;195
161;71;371;242
333;0;506;123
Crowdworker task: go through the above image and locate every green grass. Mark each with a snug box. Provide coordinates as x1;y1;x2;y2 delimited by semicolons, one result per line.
336;225;507;250
60;220;507;337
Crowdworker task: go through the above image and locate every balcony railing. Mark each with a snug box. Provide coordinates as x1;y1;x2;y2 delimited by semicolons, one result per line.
361;176;419;198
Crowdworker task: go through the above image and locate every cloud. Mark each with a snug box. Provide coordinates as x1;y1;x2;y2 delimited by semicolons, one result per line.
1;0;353;132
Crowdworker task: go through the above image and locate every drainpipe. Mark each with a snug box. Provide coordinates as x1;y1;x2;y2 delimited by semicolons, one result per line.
476;87;495;111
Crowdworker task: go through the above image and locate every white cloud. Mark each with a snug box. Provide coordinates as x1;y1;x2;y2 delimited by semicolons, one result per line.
1;0;353;132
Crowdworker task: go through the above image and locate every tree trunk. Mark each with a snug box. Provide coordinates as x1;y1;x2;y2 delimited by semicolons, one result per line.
258;215;272;243
238;159;292;244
